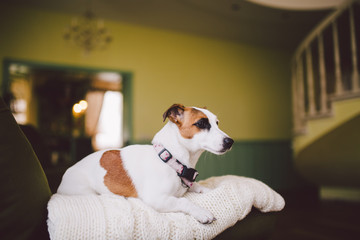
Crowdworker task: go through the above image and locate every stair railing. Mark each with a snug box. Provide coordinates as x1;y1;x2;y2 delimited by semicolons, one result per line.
292;0;360;135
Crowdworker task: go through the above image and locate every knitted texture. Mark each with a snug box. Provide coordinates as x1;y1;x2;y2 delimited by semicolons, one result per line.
47;175;285;239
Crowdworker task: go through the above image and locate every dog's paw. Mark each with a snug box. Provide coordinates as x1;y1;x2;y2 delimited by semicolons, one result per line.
192;207;216;224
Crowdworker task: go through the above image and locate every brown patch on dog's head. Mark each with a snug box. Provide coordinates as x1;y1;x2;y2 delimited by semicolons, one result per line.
179;108;208;139
163;104;185;124
163;104;209;139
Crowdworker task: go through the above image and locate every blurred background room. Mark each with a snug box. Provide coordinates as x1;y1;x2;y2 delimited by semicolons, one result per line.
1;0;360;239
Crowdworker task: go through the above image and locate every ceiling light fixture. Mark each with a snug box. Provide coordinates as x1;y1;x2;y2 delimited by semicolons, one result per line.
63;7;112;54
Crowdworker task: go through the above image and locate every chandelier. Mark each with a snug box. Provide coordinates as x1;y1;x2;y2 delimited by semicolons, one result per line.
64;10;112;53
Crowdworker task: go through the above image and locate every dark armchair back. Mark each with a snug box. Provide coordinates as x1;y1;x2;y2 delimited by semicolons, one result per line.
0;97;51;240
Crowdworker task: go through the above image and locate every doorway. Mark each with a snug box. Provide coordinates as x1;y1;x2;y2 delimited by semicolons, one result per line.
1;59;133;169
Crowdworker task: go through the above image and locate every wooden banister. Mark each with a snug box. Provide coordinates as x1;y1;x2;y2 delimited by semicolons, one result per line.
292;0;360;135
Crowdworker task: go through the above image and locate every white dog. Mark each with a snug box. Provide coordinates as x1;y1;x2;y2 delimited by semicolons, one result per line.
57;104;233;224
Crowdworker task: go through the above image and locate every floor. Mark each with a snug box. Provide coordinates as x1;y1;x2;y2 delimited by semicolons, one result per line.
269;200;360;240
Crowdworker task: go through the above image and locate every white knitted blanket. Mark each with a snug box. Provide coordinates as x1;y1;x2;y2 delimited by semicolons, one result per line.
47;175;285;240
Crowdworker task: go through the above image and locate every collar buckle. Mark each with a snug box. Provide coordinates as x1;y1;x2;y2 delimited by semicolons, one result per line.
178;164;199;182
158;148;173;162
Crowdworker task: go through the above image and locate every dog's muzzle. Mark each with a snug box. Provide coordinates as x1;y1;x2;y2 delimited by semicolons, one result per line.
222;137;234;151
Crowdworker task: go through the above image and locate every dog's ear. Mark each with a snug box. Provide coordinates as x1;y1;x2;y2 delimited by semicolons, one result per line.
163;104;185;124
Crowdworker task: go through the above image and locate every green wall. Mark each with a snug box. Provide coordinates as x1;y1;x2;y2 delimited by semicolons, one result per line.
197;140;304;190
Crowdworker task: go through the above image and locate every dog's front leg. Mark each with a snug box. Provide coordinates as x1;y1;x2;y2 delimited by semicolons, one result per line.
188;182;211;194
146;196;215;224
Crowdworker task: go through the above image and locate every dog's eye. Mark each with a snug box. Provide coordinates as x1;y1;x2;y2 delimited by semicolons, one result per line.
193;118;211;130
216;121;219;125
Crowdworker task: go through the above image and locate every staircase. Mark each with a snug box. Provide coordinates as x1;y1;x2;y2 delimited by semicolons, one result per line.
292;0;360;191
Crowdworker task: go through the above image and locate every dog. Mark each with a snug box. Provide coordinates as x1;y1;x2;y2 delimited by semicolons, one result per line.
57;103;234;224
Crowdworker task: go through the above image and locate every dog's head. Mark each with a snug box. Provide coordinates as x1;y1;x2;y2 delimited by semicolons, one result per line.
163;104;233;154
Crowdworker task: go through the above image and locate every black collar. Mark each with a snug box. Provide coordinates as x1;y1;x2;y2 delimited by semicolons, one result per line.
153;144;199;188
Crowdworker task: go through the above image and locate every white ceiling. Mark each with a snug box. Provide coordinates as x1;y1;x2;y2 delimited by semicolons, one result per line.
4;0;336;51
248;0;347;10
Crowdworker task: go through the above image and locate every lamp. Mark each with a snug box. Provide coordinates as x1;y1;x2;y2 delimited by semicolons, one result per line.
64;9;112;53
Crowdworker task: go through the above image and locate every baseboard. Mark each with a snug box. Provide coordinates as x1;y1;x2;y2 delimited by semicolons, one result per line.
321;187;360;202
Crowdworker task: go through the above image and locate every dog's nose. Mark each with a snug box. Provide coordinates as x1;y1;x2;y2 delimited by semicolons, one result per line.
223;137;234;150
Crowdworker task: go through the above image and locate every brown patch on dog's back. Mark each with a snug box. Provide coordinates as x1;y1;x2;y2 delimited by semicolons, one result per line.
100;150;138;197
178;107;207;139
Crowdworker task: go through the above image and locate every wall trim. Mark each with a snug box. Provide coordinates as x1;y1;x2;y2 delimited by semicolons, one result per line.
321;187;360;202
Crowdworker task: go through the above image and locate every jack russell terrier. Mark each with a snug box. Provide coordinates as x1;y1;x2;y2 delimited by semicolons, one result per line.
57;104;234;224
